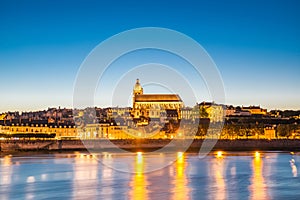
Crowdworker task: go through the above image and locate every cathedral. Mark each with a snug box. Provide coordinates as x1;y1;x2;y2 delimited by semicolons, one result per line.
131;79;183;123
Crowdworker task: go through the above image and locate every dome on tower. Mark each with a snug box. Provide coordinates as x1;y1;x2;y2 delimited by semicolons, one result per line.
134;79;142;91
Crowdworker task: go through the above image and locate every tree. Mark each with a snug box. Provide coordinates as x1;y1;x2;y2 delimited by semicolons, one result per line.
277;124;291;138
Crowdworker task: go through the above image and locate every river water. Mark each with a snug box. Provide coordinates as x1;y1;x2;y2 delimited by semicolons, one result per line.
0;151;300;200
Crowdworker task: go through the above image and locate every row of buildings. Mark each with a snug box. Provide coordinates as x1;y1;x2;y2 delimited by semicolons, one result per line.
1;118;297;140
0;79;299;140
0;104;271;126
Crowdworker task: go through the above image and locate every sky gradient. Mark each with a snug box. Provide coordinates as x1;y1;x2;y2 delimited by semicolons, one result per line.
0;0;300;112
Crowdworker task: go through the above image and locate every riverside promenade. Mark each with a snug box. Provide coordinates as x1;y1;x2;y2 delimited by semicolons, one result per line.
1;139;300;153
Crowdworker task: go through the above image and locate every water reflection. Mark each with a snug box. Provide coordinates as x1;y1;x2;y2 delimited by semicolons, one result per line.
25;178;35;200
172;152;190;200
0;155;13;200
289;151;298;178
290;158;298;177
249;152;270;200
130;152;148;200
72;153;99;199
98;152;115;198
208;153;227;199
1;155;12;185
1;152;300;199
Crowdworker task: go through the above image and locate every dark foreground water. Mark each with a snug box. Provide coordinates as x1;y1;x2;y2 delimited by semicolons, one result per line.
1;151;300;200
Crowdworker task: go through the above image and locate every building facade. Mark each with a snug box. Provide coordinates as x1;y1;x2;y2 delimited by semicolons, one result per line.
198;102;225;122
131;79;184;124
0;124;78;139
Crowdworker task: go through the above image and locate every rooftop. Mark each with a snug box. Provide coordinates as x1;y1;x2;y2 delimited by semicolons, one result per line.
135;94;182;102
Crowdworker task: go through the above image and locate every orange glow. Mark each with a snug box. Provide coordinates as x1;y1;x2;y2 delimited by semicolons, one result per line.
1;155;13;186
3;155;12;166
216;151;223;158
176;152;184;176
249;155;269;200
177;152;184;163
209;156;226;199
255;151;260;159
130;152;148;200
172;152;189;199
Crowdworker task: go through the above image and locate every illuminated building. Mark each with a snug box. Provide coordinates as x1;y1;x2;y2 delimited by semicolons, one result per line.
241;106;267;115
0;123;77;139
198;101;225;122
264;125;276;139
131;79;183;124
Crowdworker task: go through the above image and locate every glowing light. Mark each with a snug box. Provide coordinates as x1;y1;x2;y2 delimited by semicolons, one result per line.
249;153;269;199
3;155;12;166
177;152;184;164
208;154;226;199
255;151;260;158
26;176;35;183
130;151;148;199
136;152;143;164
41;174;48;181
177;151;183;157
103;152;112;159
216;151;223;158
172;151;189;199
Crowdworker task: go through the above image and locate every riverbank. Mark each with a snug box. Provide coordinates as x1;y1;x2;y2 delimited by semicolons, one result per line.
1;139;300;153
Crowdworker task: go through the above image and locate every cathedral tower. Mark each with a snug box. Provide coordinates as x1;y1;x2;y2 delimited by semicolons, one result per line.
133;78;143;96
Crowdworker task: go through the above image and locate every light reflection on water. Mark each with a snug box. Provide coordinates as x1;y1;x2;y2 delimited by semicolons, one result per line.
208;153;226;199
1;155;13;200
0;152;300;199
130;152;148;200
249;153;270;200
72;153;99;199
172;152;189;200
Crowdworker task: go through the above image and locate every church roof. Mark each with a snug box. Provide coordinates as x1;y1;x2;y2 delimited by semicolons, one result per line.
135;94;182;102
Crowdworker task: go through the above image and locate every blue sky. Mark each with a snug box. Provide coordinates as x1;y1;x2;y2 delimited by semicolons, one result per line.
0;0;300;112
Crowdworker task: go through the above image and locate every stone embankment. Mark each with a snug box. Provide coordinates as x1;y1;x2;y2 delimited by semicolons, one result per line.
1;139;300;152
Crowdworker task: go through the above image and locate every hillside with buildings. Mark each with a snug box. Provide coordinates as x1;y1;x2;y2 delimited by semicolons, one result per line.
0;103;299;140
1;79;300;140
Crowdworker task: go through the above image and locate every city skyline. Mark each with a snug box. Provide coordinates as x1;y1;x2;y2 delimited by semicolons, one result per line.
1;0;300;112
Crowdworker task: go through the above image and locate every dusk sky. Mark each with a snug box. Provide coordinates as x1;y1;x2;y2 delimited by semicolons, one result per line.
1;0;300;112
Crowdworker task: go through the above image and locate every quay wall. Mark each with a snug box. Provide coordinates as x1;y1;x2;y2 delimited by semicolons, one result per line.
1;139;300;152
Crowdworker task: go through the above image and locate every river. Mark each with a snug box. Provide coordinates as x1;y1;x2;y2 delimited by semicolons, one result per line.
1;151;299;199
